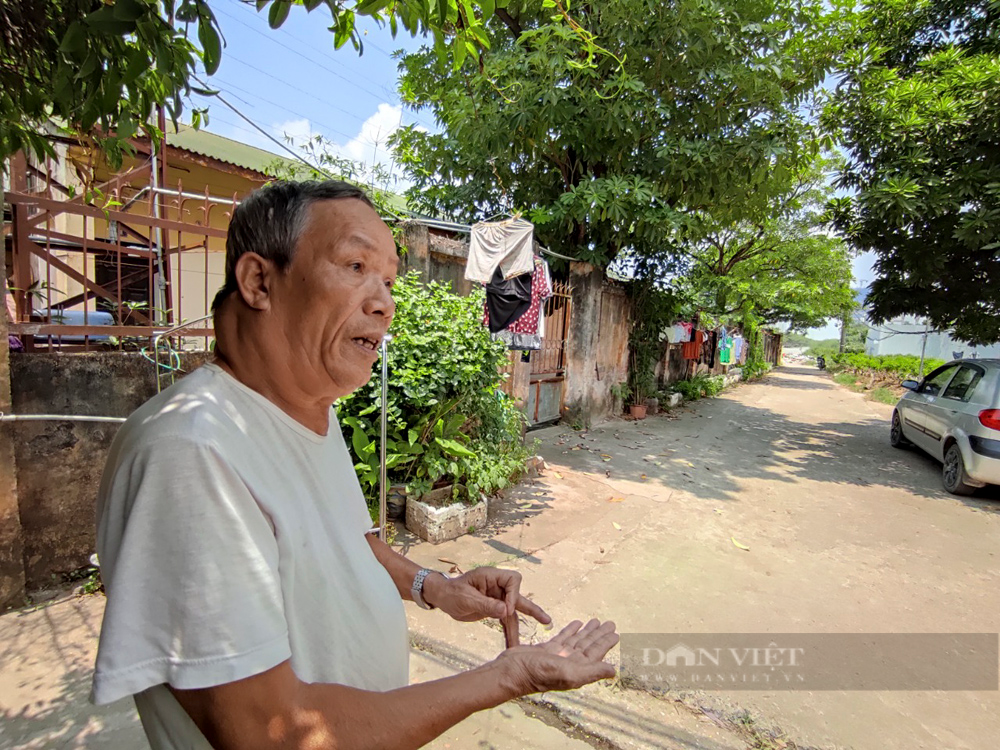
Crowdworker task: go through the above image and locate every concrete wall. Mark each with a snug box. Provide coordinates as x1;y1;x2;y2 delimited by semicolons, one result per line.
562;262;632;427
399;222;476;297
8;352;210;595
1;236;25;608
656;343;688;387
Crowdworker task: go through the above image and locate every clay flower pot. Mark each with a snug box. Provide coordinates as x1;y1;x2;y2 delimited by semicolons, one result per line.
629;404;648;419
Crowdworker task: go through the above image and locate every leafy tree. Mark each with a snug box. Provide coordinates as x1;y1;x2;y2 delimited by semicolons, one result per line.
0;0;585;167
825;0;1000;344
843;319;869;352
392;0;846;267
1;0;221;165
666;158;856;329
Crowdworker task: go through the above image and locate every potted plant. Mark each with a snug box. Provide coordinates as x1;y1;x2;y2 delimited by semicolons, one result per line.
628;349;657;419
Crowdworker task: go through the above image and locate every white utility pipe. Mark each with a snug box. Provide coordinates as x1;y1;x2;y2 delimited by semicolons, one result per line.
0;413;125;423
149;151;169;326
377;334;392;542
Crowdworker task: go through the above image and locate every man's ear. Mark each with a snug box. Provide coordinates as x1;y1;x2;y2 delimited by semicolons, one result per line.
233;253;273;311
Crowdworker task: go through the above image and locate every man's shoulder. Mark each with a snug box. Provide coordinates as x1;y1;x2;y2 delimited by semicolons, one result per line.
119;364;247;449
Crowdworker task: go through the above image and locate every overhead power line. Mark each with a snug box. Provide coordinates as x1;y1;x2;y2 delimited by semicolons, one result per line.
193;75;337;180
214;3;436;131
210;74;365;145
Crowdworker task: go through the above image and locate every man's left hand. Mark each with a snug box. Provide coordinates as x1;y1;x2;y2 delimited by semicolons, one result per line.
423;567;551;646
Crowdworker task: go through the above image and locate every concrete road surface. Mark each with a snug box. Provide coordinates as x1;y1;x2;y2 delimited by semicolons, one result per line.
403;365;1000;750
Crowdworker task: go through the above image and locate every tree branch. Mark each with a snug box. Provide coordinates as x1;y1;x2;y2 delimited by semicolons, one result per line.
495;8;523;40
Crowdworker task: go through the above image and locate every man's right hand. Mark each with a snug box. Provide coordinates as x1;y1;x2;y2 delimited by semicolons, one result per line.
495;618;619;694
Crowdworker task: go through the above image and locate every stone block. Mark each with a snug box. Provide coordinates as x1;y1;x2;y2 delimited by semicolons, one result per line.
525;455;547;478
406;489;488;544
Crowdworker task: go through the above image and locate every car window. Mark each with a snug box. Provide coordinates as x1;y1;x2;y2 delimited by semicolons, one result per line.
942;365;985;402
920;365;959;396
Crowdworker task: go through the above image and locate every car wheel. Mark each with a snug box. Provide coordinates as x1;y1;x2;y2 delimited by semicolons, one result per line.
943;444;976;496
890;411;910;449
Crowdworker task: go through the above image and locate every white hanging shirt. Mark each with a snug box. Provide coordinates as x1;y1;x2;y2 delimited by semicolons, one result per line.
91;363;408;749
465;218;536;283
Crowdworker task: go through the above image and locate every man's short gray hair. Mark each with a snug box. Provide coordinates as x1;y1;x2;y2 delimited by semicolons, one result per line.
212;180;374;311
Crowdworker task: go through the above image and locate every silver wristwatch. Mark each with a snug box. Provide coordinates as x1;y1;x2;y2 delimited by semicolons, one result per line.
411;568;448;610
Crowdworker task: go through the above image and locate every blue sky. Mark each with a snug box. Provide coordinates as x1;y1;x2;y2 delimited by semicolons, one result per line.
186;1;433;189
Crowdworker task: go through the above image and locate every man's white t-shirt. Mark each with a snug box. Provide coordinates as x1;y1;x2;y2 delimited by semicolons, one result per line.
91;363;409;748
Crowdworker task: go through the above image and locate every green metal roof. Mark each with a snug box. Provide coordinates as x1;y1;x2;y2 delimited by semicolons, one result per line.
165;123;410;215
166;123;301;177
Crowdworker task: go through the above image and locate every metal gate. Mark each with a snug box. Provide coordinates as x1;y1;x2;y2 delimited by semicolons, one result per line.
526;280;572;425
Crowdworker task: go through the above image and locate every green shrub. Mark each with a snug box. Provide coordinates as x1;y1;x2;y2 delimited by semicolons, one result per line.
829;353;944;380
337;273;529;514
672;378;704;401
671;374;727;400
741;360;771;380
703;375;725;397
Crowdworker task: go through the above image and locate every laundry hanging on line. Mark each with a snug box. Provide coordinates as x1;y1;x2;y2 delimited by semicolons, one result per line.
682;330;705;360
464;217;536;284
732;335;744;362
485;256;553;349
483;265;533;333
663;321;692;344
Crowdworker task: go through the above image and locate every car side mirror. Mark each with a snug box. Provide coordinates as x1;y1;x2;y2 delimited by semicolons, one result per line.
901;380;920;391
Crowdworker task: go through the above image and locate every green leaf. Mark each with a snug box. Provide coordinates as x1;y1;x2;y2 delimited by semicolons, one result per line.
351;426;371;457
112;0;148;22
356;0;389;13
198;22;223;75
268;0;291;28
434;437;477;459
85;5;136;34
59;22;88;57
452;35;467;70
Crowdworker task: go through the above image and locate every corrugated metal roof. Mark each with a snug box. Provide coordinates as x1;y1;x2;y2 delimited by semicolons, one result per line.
165;123;299;177
162;124;410;214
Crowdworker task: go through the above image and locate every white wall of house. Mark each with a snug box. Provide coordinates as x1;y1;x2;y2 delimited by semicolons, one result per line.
866;319;1000;360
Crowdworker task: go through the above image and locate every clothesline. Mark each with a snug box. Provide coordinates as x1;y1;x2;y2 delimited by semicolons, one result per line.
400;216;580;263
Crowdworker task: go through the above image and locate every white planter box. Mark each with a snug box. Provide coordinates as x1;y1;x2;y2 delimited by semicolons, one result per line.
405;486;488;544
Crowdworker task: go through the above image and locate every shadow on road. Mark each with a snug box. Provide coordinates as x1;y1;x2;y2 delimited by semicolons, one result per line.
536;366;998;509
756;366;837;390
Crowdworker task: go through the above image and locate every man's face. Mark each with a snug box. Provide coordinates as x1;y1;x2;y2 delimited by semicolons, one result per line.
269;198;398;400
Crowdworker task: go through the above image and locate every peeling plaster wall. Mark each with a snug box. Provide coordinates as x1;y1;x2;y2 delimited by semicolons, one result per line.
10;352;210;590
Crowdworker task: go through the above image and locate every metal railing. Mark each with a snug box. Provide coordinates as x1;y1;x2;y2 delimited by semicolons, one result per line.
6;159;231;353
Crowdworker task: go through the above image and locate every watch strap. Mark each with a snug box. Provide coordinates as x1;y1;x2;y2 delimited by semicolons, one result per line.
411;568;439;610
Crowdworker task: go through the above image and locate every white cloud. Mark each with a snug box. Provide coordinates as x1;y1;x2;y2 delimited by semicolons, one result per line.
273;105;405;187
273;117;318;148
211;104;410;189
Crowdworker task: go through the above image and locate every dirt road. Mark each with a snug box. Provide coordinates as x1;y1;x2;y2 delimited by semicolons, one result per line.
404;364;1000;749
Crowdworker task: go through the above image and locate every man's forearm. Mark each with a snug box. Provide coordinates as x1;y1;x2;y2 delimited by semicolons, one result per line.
174;657;523;750
298;658;519;750
365;532;447;606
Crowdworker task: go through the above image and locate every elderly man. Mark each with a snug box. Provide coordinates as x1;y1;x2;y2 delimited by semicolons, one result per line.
91;181;617;749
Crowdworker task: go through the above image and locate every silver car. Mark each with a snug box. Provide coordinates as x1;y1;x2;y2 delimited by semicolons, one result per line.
891;359;1000;494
